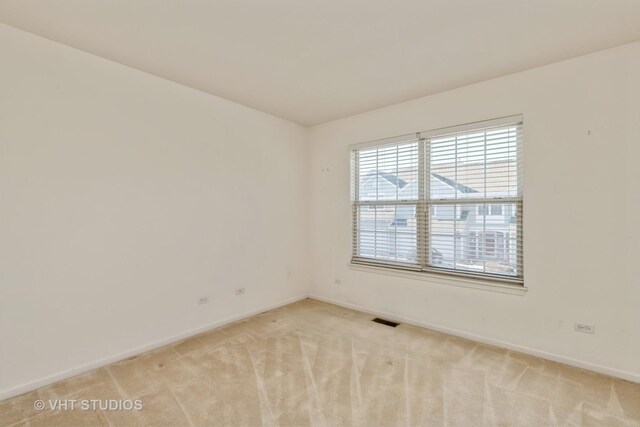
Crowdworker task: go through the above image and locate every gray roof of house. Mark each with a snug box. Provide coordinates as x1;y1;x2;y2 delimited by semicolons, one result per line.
365;170;408;189
364;170;478;194
430;173;478;194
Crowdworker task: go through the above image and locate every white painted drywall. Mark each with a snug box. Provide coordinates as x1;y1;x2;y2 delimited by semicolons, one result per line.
307;41;640;379
0;24;308;397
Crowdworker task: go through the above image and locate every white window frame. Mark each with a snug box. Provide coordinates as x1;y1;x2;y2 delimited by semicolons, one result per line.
350;115;523;286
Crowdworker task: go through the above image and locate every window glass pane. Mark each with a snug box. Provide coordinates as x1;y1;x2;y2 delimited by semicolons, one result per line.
428;202;520;276
429;125;519;200
358;141;419;201
356;205;417;263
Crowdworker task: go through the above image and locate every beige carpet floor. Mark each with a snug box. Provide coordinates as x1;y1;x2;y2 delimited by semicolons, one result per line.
1;298;639;426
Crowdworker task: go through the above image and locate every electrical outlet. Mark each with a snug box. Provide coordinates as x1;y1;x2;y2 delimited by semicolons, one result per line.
235;288;245;295
197;297;209;305
574;322;595;334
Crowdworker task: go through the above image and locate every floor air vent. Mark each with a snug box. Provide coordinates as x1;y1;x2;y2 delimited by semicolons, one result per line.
372;317;399;327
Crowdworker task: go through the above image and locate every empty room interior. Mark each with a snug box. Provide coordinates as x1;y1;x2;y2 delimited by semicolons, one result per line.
1;1;640;426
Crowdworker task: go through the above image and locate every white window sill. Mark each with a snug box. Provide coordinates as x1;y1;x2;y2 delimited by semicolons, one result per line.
348;263;528;296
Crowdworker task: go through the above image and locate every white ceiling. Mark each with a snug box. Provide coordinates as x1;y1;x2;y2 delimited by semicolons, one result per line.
2;1;640;126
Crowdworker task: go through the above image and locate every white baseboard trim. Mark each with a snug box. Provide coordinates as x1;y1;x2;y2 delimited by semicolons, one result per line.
0;294;308;401
308;294;640;383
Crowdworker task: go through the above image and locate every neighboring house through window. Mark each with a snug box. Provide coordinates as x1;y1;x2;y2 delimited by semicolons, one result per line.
478;204;503;216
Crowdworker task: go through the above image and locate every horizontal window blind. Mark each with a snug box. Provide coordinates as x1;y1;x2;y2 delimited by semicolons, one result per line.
351;116;523;284
351;137;423;269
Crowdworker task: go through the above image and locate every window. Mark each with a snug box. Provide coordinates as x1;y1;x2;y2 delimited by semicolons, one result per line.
352;138;419;264
351;116;523;284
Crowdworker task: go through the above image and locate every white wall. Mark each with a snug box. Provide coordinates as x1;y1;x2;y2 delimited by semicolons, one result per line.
0;24;308;398
308;41;640;380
